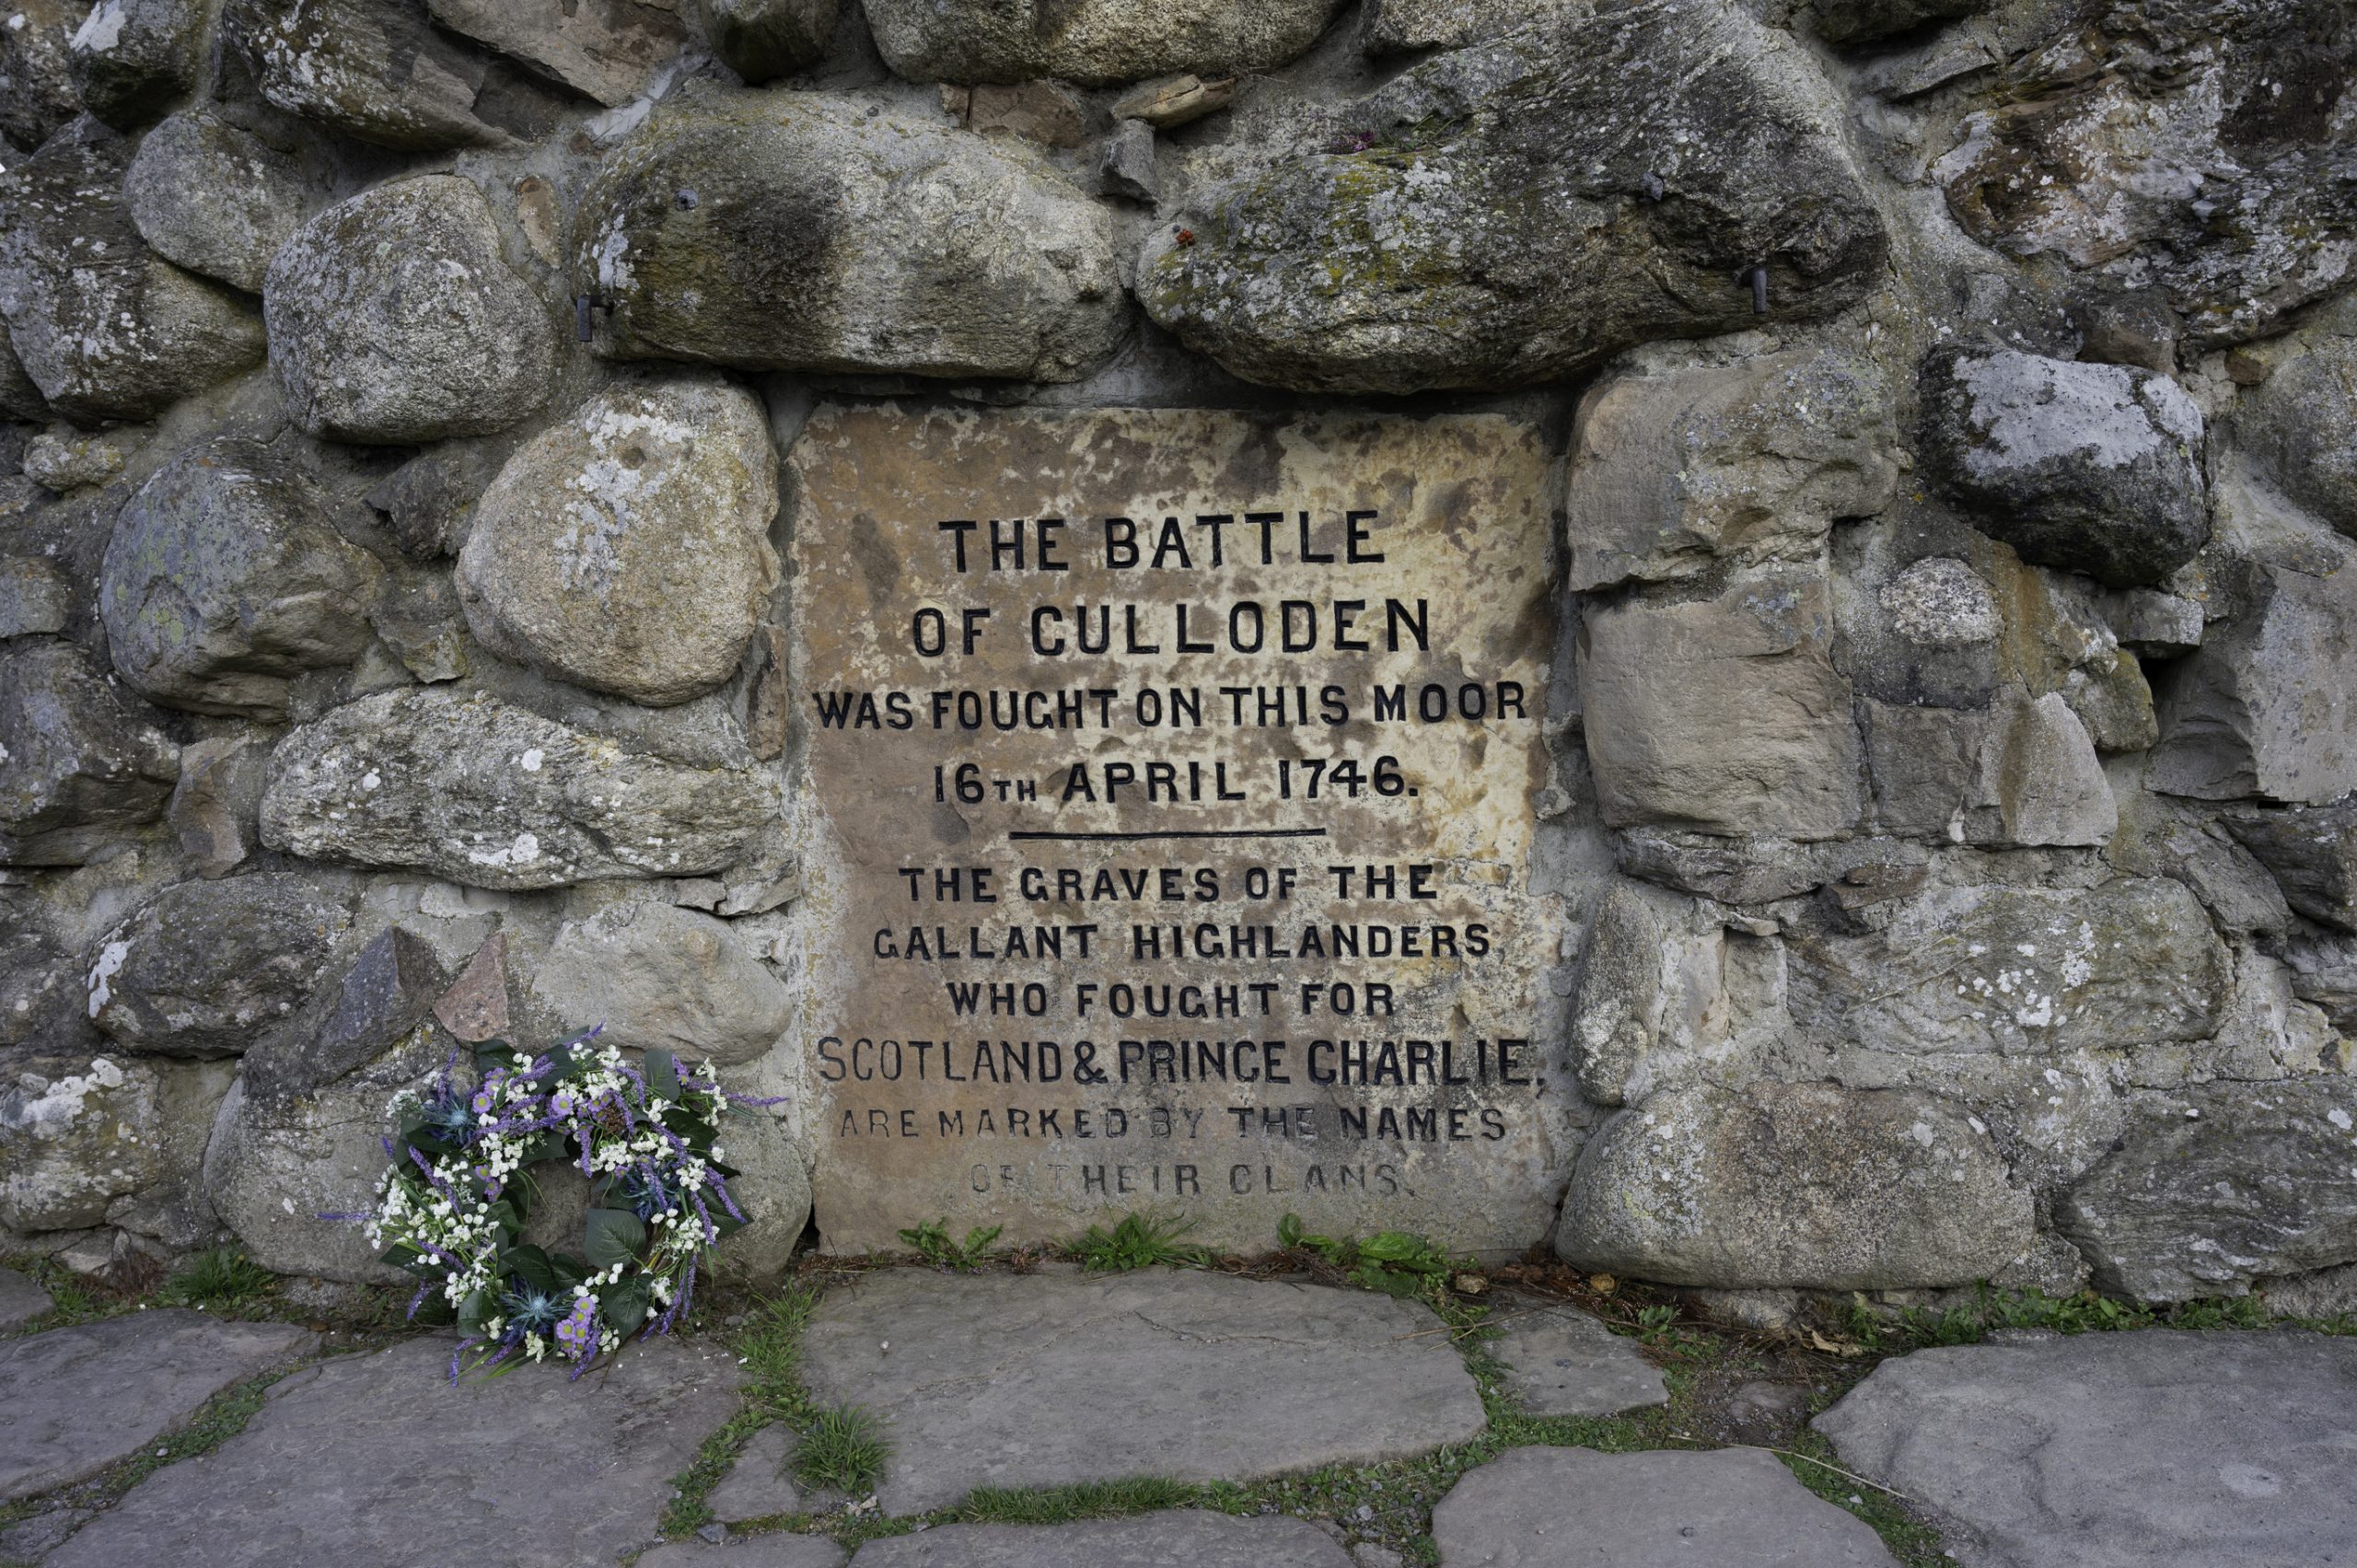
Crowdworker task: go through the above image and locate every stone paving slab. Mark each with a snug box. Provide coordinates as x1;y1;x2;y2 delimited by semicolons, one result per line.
0;1308;317;1500
0;1265;52;1331
641;1535;847;1567
1431;1446;1899;1566
708;1423;804;1523
45;1334;744;1568
800;1268;1486;1515
1487;1298;1665;1417
1817;1328;2357;1568
848;1511;1357;1567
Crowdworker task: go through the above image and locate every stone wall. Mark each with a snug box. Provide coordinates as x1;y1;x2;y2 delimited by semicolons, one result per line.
3;0;2355;1313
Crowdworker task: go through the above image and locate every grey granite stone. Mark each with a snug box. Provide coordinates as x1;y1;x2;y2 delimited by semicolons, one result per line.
0;1265;55;1330
708;1423;801;1523
0;1309;317;1500
800;1268;1485;1515
47;1334;743;1565
1430;1446;1900;1566
848;1512;1356;1567
1489;1300;1666;1417
1817;1329;2357;1568
641;1533;846;1567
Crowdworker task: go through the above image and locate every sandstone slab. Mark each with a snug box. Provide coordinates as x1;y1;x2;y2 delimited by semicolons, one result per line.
2057;1080;2357;1301
46;1334;742;1566
456;377;779;706
123;110;313;294
1556;1082;2033;1290
1922;350;2207;588
1818;1330;2357;1568
1140;2;1885;392
865;0;1342;85
1578;574;1861;840
784;405;1569;1253
0;1309;315;1500
851;1513;1355;1567
0;1266;52;1330
86;873;355;1057
265;175;554;445
0;640;180;866
576;92;1124;383
1567;349;1896;591
799;1269;1485;1515
1490;1300;1666;1417
0;130;263;420
101;437;384;719
259;688;784;890
1431;1446;1898;1566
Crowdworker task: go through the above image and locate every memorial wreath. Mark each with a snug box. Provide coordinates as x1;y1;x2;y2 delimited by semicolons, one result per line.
353;1026;775;1381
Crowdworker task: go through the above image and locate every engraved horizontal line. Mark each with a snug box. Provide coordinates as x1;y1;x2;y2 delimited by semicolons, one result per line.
1004;828;1331;842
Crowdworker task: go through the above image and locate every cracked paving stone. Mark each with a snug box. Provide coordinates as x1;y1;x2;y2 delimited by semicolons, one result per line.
798;1267;1486;1515
847;1510;1357;1566
1432;1446;1901;1566
0;1266;52;1331
641;1534;847;1566
43;1334;742;1567
0;1309;318;1500
707;1423;802;1523
1817;1329;2357;1568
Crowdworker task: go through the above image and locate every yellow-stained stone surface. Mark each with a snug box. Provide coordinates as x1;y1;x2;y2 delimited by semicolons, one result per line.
784;406;1571;1252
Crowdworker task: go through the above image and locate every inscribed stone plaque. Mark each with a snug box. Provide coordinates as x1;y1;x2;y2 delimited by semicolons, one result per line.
783;406;1571;1252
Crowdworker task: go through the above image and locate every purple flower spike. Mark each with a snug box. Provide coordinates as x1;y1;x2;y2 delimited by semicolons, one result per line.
711;1174;746;1224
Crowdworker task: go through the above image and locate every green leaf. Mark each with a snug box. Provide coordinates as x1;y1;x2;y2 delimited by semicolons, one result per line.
550;1253;589;1289
504;1244;559;1293
473;1038;514;1074
602;1282;649;1337
584;1207;648;1271
457;1289;492;1335
1277;1213;1303;1249
644;1048;683;1102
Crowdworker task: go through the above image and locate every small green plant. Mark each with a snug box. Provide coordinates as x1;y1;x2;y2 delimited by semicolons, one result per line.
898;1218;1002;1272
1070;1210;1212;1272
1278;1214;1459;1299
160;1247;274;1308
1633;1304;1680;1346
794;1403;892;1493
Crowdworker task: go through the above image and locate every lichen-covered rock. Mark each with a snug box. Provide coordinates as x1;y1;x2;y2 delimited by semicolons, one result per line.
99;438;384;720
0;640;179;865
1922;350;2207;588
865;0;1342;85
202;1066;414;1281
456;377;779;706
1933;1;2357;349
226;0;517;149
0;556;71;638
0;319;51;420
1139;1;1886;393
66;0;218;126
2224;807;2357;932
2057;1080;2357;1300
123;110;312;294
0;1051;164;1232
1567;349;1897;591
1361;0;1550;54
265;175;554;444
1578;573;1861;839
258;688;784;889
0;130;264;420
693;0;834;82
525;901;790;1067
238;924;448;1106
85;874;354;1058
427;0;686;109
1569;880;1732;1107
1556;1082;2034;1289
1785;879;2231;1058
2235;319;2357;536
22;425;138;492
1881;557;2002;649
1807;0;1985;45
2149;554;2357;805
0;0;87;152
575;92;1125;382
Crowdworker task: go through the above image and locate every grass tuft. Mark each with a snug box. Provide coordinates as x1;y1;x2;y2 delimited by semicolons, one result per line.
159;1249;275;1309
1068;1211;1213;1272
794;1405;892;1493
